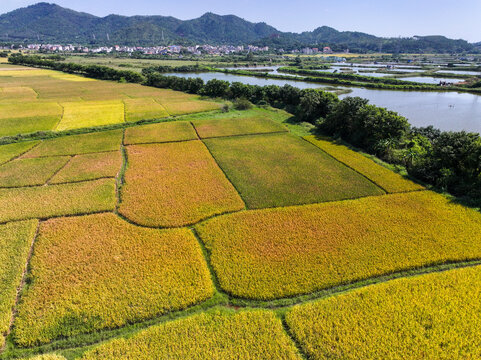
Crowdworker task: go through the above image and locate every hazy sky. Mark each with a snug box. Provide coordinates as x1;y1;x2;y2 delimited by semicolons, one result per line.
2;0;480;42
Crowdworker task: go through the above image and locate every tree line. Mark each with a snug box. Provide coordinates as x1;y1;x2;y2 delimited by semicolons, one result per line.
9;54;481;206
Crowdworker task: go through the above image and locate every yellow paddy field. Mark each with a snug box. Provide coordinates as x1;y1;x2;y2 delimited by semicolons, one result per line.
0;65;480;360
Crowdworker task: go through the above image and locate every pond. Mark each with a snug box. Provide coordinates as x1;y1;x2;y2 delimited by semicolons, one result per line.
165;72;481;133
399;77;464;85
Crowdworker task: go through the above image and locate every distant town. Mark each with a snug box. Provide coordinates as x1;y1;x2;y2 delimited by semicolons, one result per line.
4;43;341;56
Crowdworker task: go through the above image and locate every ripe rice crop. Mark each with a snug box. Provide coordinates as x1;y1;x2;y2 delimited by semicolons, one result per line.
196;191;481;300
0;102;61;120
0;178;116;223
119;141;244;227
124;121;198;145
305;136;424;193
203;133;384;209
0;220;38;348
56;100;125;131
286;265;481;359
49;151;122;184
0;70;57;77
21;355;66;360
0;141;38;165
123;98;169;122
22;130;122;158
13;213;214;346
81;309;301;360
0;116;60;137
160;100;221;116
0;156;70;187
192;116;287;138
0;87;37;101
49;73;95;82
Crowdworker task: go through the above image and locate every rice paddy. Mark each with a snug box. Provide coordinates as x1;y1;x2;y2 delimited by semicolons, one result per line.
0;179;116;223
0;220;38;348
118;141;245;227
56;100;125;131
13;213;213;346
0;156;70;187
192;116;288;138
0;141;38;165
81;309;301;360
305;135;424;193
124;121;198;145
203;133;384;208
49;151;122;184
0;68;225;137
286;265;481;359
123;98;169;122
22;130;123;158
196;191;481;299
2;63;481;359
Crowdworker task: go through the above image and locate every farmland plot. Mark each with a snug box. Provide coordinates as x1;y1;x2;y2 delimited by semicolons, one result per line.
13;213;214;346
286;265;481;360
192;116;287;138
119;141;244;227
124;121;197;145
196;191;481;299
204;133;384;209
81;309;301;360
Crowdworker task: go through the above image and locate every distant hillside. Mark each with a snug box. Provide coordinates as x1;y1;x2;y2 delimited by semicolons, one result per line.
0;2;476;53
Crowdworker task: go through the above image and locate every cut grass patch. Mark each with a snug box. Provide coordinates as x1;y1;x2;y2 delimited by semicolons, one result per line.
13;213;214;346
192;116;287;139
0;220;38;349
286;265;481;360
0;156;70;187
124;121;197;145
0;141;38;165
0;178;116;223
49;151;121;184
204;133;384;209
305;135;424;193
56;100;125;131
81;309;301;360
22;130;123;158
119;141;244;227
196;191;481;300
123;98;169;122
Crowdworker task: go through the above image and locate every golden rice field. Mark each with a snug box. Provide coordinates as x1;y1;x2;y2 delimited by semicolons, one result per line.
0;141;38;165
13;213;213;346
0;179;116;223
49;151;122;184
0;220;38;348
118;141;245;227
0;156;70;188
203;133;384;209
124;121;198;145
305;135;424;193
81;309;301;360
286;265;481;360
196;191;481;299
159;100;221;116
192;116;287;138
21;130;123;158
56;100;125;131
123;98;169;122
0;68;223;137
1;64;481;359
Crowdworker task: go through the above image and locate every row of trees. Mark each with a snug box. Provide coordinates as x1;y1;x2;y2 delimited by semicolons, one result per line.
318;97;481;204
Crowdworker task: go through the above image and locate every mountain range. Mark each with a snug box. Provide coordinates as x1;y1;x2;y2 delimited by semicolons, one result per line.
0;2;478;53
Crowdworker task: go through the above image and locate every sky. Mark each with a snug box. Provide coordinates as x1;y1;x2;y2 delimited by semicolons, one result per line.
1;0;480;43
